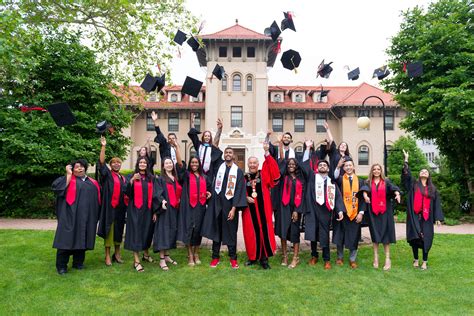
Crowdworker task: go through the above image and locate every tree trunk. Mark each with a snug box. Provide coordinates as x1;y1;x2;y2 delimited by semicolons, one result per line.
464;160;474;215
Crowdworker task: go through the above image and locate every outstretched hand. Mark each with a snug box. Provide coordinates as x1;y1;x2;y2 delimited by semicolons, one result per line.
217;118;223;130
403;149;409;162
323;120;329;130
100;136;106;147
151;111;158;121
304;139;313;149
66;165;73;176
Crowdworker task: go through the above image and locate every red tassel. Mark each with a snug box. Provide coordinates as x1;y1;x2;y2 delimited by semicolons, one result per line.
402;62;407;73
273;40;281;54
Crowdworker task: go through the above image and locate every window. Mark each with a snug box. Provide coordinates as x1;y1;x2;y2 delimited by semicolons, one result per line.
425;152;435;163
246;75;253;91
358;109;370;117
294;113;305;132
272;113;283;132
192;112;201;132
358;145;369;165
273;94;282;102
422;139;433;145
170;93;178;102
232;47;242;57
316;113;327;133
295;146;304;154
168;112;179;132
146;112;155;131
219;47;227;57
295;93;303;102
384;110;394;130
231;106;243;127
148;92;157;102
222;76;227;91
233;74;241;91
247;47;255;58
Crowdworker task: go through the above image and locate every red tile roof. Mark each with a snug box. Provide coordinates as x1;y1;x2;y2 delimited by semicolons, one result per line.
200;23;270;40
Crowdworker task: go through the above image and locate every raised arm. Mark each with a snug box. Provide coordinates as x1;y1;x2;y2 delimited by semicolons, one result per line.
170;138;183;168
188;114;202;152
99;136;106;165
151;110;168;148
401;149;414;193
302;139;313;162
278;134;284;162
324;120;334;145
213;118;223;147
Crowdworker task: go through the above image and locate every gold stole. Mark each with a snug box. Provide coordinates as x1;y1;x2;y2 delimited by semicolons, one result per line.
343;174;359;221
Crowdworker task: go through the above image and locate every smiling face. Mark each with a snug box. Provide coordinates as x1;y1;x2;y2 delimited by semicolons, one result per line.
372;164;382;178
287;159;297;174
163;158;174;172
338;142;348;153
139;147;147;157
110;160;121;172
203;131;212;144
190;157;200;172
248;157;259;173
73;163;86;177
282;133;292;146
167;133;177;144
419;168;430;179
224;148;234;162
343;160;354;175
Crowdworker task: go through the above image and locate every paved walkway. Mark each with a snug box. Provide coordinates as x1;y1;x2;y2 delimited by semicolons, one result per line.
1;217;473;251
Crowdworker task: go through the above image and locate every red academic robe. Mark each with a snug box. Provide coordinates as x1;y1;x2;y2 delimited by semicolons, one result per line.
242;155;281;261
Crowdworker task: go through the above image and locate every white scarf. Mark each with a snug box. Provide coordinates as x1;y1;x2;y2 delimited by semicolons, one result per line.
215;162;238;200
198;144;212;173
315;173;335;210
278;147;295;160
170;147;177;165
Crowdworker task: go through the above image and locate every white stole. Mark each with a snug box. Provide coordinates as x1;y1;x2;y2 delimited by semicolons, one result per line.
278;147;295;160
170;147;177;165
198;144;212;173
315;173;335;210
215;162;238;200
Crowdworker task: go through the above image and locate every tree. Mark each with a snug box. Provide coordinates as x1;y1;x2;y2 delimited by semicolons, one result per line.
387;136;429;176
383;0;474;214
0;0;198;82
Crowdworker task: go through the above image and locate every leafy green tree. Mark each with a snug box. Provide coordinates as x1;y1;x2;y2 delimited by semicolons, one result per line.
387;136;429;176
384;0;474;213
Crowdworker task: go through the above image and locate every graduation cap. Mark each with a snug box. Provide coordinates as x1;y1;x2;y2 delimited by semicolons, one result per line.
317;60;333;78
280;49;301;73
212;64;225;80
140;73;166;93
373;65;390;80
181;76;203;98
264;21;281;42
347;67;360;80
96;121;108;134
187;36;200;52
173;29;187;45
406;61;423;78
48;102;76;127
281;12;296;32
317;88;330;102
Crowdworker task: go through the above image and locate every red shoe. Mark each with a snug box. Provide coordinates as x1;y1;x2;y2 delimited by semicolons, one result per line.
336;258;344;266
230;259;239;269
210;258;220;268
324;261;332;270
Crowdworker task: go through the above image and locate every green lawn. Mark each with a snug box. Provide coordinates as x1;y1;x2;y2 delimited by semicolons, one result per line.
0;231;472;315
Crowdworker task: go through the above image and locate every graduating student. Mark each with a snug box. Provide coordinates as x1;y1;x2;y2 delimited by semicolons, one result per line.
188;114;223;182
138;138;156;174
304;160;345;270
242;141;280;269
325;121;351;179
268;131;297;162
201;147;247;269
124;156;160;272
361;163;401;271
52;159;101;275
332;158;366;268
153;140;185;271
97;136;128;266
401;150;443;270
151;110;179;165
177;156;212;266
302;139;329;173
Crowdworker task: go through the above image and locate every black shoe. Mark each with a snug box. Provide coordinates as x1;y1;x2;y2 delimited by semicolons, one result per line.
57;268;67;275
245;260;257;266
261;262;271;270
72;264;84;270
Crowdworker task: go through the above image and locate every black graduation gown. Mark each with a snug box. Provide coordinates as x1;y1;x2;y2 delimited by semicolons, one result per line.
97;162;127;243
153;166;186;251
360;179;400;244
304;173;345;248
177;171;211;245
188;127;223;182
201;162;247;246
402;163;444;252
328;141;351;179
332;176;366;250
52;176;100;250
154;125;173;161
124;175;160;252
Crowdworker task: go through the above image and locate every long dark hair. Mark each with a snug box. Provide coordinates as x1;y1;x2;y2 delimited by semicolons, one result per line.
338;142;350;157
134;156;153;181
187;155;204;176
416;171;436;198
161;157;177;183
284;158;304;188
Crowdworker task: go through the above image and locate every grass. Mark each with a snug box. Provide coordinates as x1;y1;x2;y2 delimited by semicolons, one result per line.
0;231;473;315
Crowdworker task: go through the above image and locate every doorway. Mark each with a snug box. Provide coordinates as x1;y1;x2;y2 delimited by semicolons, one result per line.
233;148;246;171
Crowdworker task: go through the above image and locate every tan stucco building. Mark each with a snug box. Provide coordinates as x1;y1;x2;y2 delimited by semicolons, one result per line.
122;23;407;175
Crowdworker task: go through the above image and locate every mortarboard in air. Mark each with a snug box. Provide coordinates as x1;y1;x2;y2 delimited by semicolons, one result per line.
317;87;330;101
373;65;390;80
173;30;187;46
96;120;108;134
48;102;76;127
317;60;334;78
280;49;301;72
156;73;166;91
212;64;225;80
406;61;423;78
140;73;166;93
281;12;296;32
264;21;281;42
348;67;360;80
181;76;203;98
187;36;200;52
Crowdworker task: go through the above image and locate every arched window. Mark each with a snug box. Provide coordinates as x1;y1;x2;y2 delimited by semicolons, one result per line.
246;75;253;91
233;74;241;91
170;93;178;102
222;76;227;91
358;145;369;165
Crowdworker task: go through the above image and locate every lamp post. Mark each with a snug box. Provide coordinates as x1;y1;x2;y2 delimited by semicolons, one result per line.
182;139;188;163
361;96;388;176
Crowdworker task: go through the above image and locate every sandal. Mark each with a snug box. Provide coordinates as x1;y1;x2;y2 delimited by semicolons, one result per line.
105;257;112;267
421;261;428;270
288;257;300;269
142;254;154;263
188;256;195;267
383;259;391;271
281;255;288;266
165;255;178;265
413;259;419;268
112;253;124;264
194;254;202;265
159;257;169;271
133;262;144;272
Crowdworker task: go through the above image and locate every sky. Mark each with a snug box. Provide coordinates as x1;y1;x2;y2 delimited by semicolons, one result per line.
169;0;434;87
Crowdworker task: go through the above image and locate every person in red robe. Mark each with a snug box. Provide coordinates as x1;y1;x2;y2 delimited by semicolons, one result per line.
242;142;280;269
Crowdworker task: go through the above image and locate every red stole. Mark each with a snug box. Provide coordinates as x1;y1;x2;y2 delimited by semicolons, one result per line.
111;171;125;208
66;175;101;206
371;179;386;215
166;181;182;209
282;177;302;208
414;184;431;221
309;157;319;173
133;176;153;209
189;173;207;207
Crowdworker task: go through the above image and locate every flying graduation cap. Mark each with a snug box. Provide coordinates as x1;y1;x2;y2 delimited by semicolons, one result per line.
317;60;333;78
187;36;201;52
281;12;296;32
373;65;390;80
173;29;187;45
280;49;301;73
212;64;225;80
264;21;281;42
181;76;203;98
347;67;360;80
140;73;166;93
48;102;77;127
315;86;330;102
406;61;423;78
